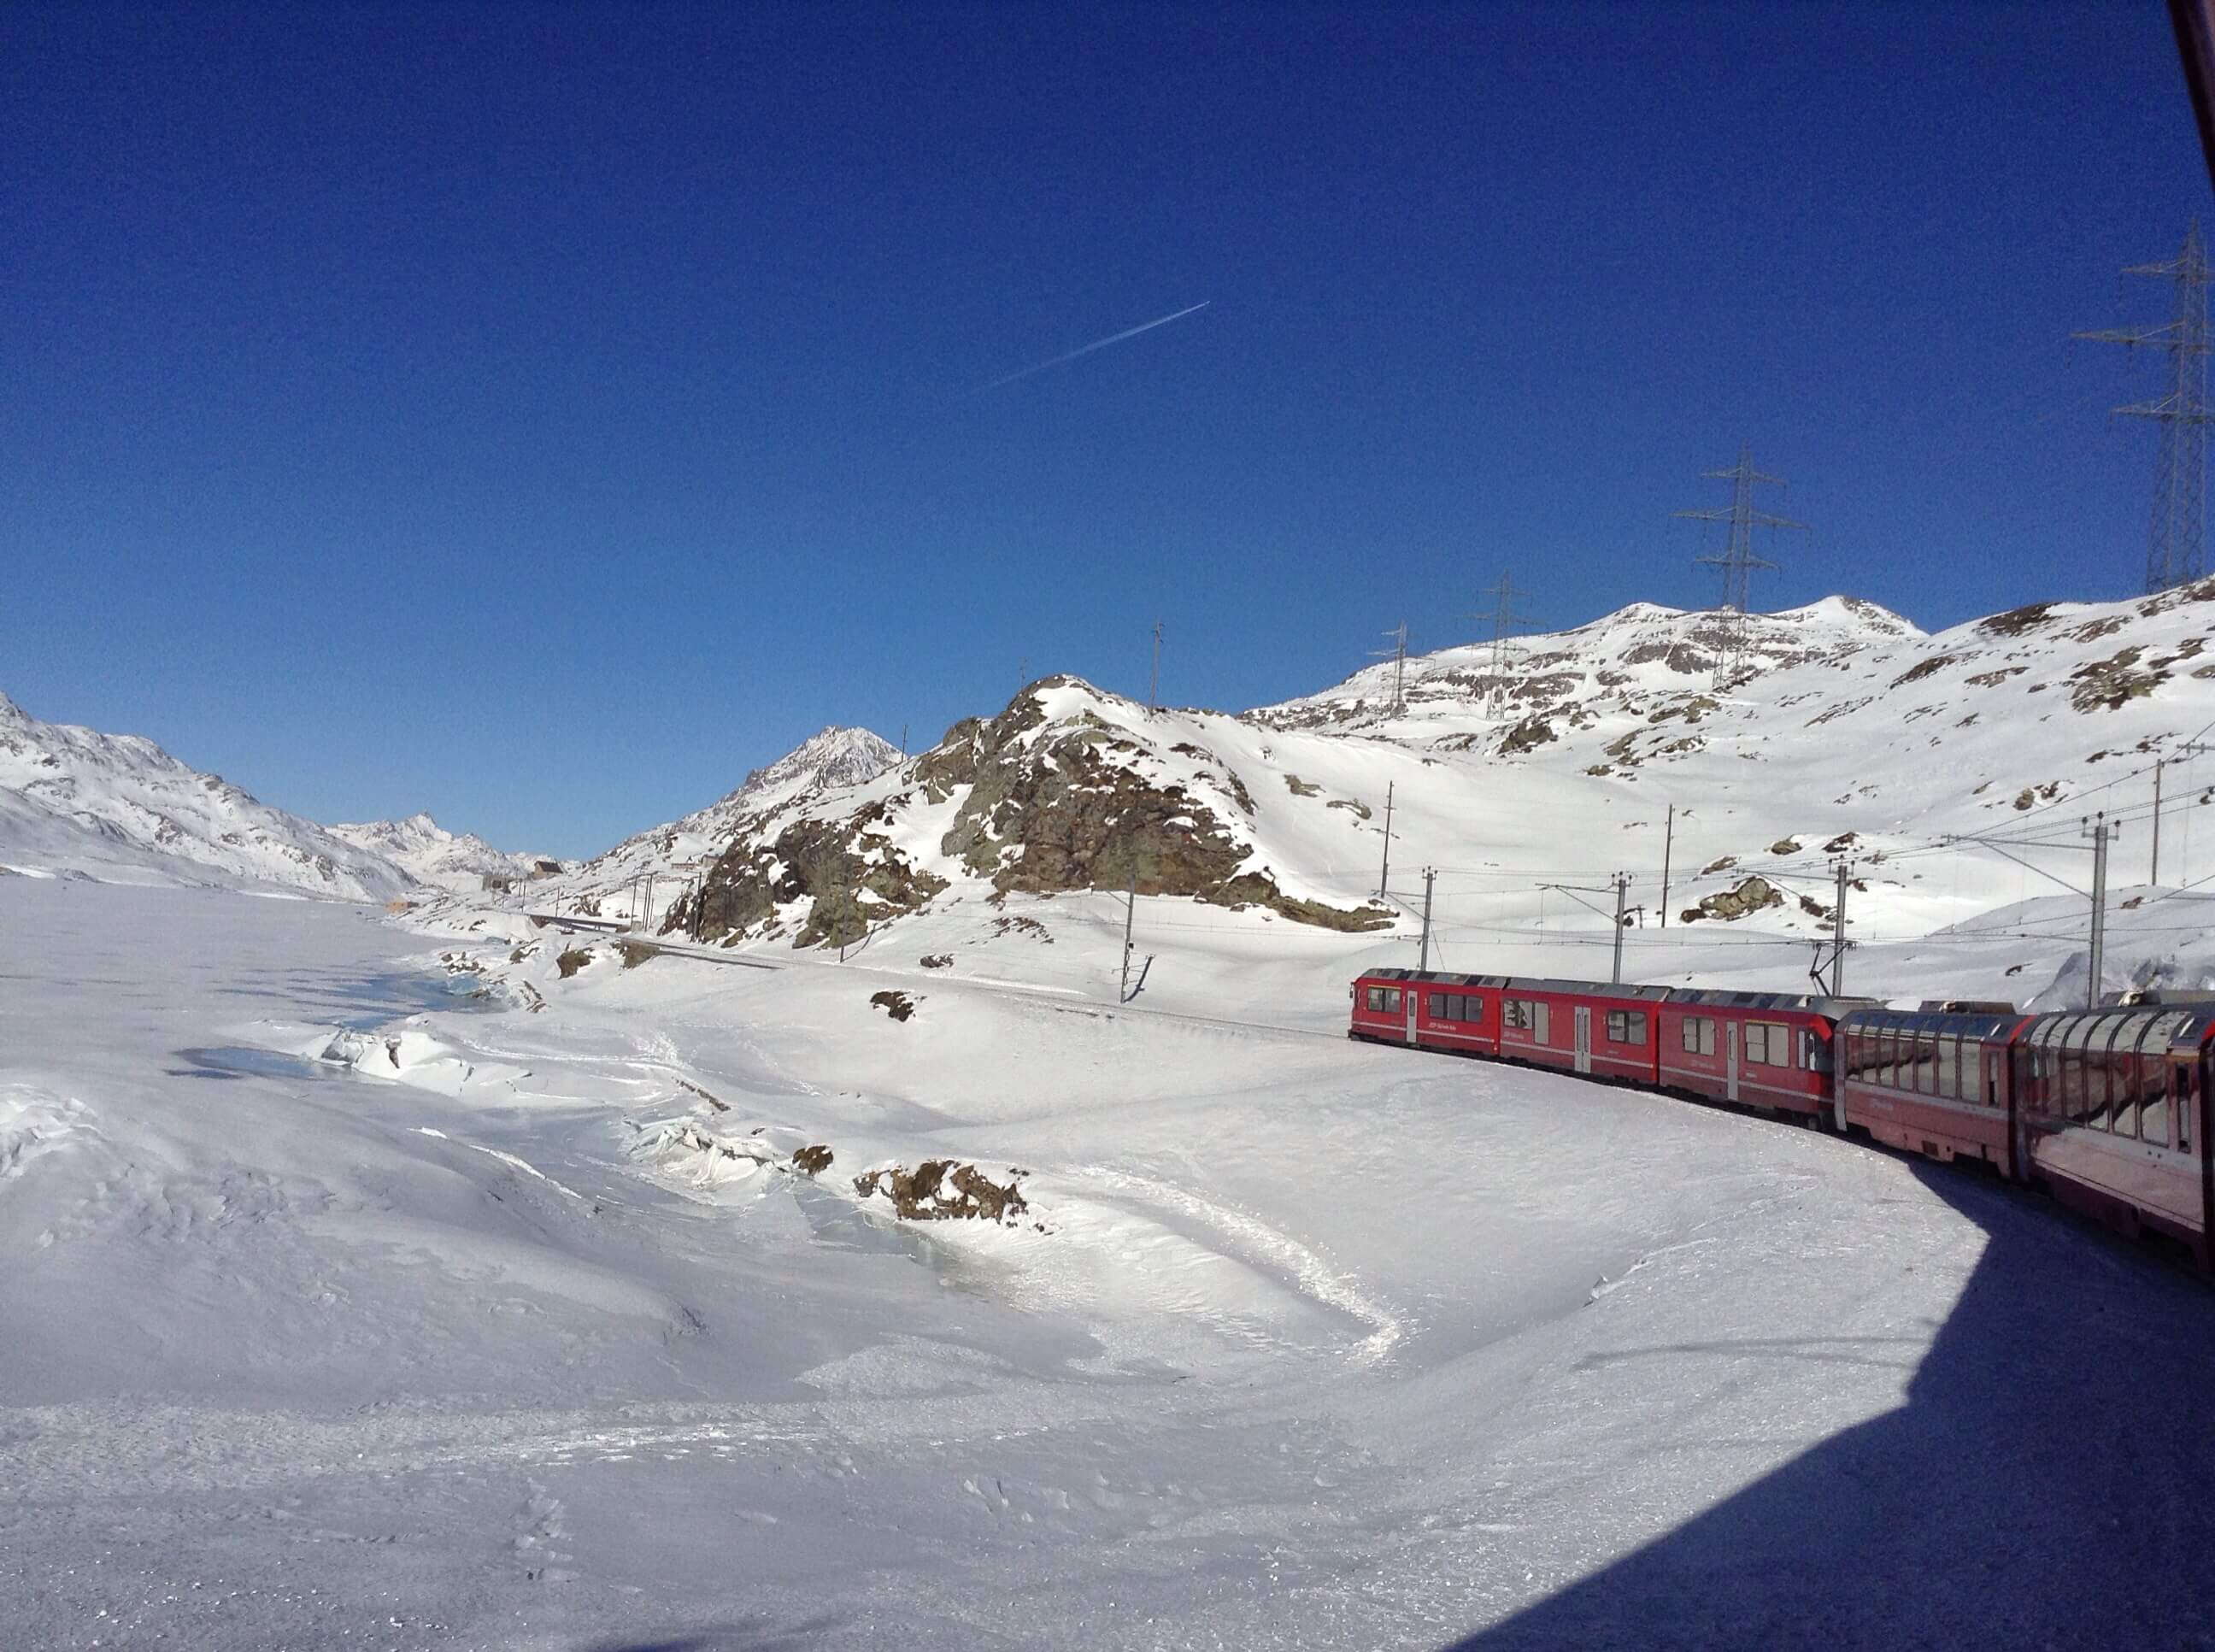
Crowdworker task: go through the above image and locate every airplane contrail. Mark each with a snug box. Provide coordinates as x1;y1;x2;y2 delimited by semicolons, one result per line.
974;300;1211;393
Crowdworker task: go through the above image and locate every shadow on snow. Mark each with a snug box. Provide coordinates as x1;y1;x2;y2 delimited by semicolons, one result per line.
1447;1159;2215;1650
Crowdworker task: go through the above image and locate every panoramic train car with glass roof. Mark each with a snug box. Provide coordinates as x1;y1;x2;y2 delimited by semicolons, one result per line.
2012;1003;2215;1265
1835;1007;2036;1173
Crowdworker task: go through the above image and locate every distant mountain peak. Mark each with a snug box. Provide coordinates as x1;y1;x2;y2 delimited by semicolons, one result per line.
0;691;416;900
523;724;902;919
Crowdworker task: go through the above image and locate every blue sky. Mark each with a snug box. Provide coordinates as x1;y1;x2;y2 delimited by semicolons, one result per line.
3;2;2206;855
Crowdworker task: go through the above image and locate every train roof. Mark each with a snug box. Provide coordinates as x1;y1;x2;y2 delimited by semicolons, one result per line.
1354;969;1666;1002
1837;1006;2030;1042
1357;968;1513;988
1666;989;1877;1018
1499;976;1673;1002
2022;1002;2215;1057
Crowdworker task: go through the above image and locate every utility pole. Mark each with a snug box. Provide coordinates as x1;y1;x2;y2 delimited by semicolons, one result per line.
2178;740;2215;887
2074;220;2213;592
1372;623;1410;716
1019;657;1030;693
1149;620;1163;715
1378;780;1395;896
1538;877;1630;981
1611;871;1629;985
2154;757;2166;885
1812;859;1852;996
1659;803;1676;929
1120;856;1139;1002
1419;867;1436;972
1461;572;1534;721
2085;811;2113;1007
900;723;909;758
1947;824;2124;1011
1833;859;1850;996
1673;447;1807;685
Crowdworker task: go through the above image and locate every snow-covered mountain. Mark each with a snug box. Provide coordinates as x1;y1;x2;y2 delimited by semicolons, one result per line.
649;582;2215;1000
526;726;902;921
1250;596;1924;738
0;691;417;902
329;813;559;896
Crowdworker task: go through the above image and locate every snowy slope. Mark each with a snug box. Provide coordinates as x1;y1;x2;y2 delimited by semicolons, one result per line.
10;877;2215;1649
0;691;416;902
633;581;2215;1014
329;811;557;894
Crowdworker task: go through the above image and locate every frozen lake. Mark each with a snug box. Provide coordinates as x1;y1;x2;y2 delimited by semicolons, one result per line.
3;880;2213;1649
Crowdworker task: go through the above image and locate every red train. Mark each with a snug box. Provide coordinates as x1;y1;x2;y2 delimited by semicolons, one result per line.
1351;966;2215;1269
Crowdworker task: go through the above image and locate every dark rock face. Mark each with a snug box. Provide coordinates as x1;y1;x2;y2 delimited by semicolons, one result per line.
933;681;1389;930
673;677;1390;947
679;798;949;949
1677;876;1784;925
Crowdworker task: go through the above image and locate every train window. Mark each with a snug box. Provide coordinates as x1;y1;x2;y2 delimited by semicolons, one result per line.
1917;1035;1940;1096
1931;1036;1959;1099
1505;998;1531;1032
1804;1030;1831;1074
1679;1016;1715;1056
1606;1009;1648;1044
1746;1021;1790;1067
1534;1002;1550;1041
2117;1049;2153;1143
1429;993;1448;1020
1364;986;1401;1014
2140;1054;2166;1143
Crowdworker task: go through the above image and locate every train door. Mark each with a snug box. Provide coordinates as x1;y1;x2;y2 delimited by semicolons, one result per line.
1572;1007;1592;1075
2189;1055;2212;1255
1405;991;1419;1048
1725;1022;1741;1102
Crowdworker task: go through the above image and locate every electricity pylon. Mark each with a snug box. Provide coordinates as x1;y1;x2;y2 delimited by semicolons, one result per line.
1673;446;1806;684
2076;220;2214;593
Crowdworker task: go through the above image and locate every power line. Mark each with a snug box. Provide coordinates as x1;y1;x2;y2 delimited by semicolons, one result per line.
2074;219;2213;593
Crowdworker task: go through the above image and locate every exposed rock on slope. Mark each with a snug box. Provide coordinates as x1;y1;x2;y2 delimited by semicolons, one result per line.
673;679;1393;949
1250;597;1923;750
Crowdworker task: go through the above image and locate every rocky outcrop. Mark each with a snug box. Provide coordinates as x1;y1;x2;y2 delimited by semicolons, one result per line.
1678;876;1784;925
673;678;1390;947
678;797;949;949
931;681;1389;929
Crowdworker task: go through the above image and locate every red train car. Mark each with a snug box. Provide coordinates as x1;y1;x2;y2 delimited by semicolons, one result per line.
1656;990;1871;1120
1493;978;1670;1085
1348;969;1508;1054
1833;1008;2031;1171
2013;1003;2215;1265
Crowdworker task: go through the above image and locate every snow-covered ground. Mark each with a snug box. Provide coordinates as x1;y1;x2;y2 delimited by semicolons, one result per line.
8;879;2215;1650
